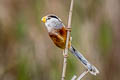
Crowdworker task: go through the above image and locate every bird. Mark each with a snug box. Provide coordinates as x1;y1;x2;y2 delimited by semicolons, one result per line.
41;14;99;75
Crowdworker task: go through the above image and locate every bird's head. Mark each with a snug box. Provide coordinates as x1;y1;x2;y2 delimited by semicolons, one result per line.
41;14;64;32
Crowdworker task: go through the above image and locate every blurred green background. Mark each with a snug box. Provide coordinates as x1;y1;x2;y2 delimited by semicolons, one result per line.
0;0;120;80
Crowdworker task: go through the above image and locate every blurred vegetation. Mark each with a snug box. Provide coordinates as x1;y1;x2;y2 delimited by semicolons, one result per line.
0;0;120;80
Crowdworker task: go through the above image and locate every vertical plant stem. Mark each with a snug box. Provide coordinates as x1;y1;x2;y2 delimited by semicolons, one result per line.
61;0;74;80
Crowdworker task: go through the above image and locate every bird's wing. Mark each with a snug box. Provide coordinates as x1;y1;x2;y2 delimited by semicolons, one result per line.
54;33;64;42
49;32;64;42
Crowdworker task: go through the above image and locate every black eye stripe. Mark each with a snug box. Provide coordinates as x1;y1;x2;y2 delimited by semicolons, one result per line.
49;15;58;19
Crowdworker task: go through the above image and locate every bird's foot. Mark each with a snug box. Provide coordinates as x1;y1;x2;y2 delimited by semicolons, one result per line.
63;53;68;58
66;27;72;32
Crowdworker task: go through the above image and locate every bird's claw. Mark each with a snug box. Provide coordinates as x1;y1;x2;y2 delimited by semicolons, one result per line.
63;53;68;58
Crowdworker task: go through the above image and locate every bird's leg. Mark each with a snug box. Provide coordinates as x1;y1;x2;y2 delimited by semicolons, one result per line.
63;50;68;58
70;37;72;41
63;37;72;58
70;36;72;47
66;27;72;32
62;28;72;58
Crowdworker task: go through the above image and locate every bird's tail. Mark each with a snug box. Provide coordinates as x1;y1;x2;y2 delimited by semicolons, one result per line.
69;45;99;75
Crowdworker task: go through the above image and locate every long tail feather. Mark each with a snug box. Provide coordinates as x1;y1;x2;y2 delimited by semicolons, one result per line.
69;45;99;75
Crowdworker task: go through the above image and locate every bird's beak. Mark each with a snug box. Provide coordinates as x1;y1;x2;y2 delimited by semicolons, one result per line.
41;16;47;23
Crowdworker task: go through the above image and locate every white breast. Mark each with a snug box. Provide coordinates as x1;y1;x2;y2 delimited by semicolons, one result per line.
45;18;64;32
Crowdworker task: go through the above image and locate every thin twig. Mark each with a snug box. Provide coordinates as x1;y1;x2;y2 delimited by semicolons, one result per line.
71;75;77;80
61;0;74;80
77;70;89;80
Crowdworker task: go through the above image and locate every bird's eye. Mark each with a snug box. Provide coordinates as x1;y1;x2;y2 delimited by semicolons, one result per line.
47;17;51;20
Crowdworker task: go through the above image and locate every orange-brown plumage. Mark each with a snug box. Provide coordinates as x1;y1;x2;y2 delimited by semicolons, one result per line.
49;27;70;49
